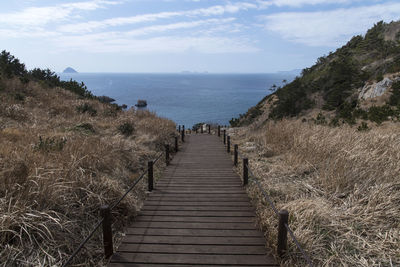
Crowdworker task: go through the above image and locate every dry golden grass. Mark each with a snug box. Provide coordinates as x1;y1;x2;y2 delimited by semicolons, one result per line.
231;119;400;266
0;78;176;266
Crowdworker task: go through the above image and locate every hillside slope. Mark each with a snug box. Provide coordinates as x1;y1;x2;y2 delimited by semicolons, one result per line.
233;20;400;127
0;51;176;266
227;21;400;266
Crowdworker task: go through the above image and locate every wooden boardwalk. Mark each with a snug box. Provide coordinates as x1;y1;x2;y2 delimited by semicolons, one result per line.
109;134;278;266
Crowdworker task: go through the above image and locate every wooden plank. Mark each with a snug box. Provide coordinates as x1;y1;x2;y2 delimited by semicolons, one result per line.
131;221;258;230
150;192;248;195
110;264;276;267
125;228;263;237
154;188;245;191
142;205;253;211
121;235;265;245
139;210;255;217
145;197;250;202
143;201;252;207
110;253;277;265
135;216;255;223
115;243;267;254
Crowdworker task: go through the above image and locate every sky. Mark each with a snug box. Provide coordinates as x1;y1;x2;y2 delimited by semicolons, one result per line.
0;0;399;73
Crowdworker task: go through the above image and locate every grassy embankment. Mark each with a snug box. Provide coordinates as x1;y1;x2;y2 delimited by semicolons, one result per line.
230;120;399;266
0;74;176;266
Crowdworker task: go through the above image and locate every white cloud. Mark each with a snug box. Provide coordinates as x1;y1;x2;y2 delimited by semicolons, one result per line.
262;2;400;47
58;2;257;33
52;14;257;54
125;18;236;37
55;34;259;54
257;0;357;8
0;0;122;26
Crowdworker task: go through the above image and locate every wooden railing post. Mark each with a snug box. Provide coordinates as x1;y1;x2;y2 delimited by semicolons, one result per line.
234;144;238;166
218;126;220;137
175;136;178;152
100;205;113;259
178;125;181;132
181;130;185;142
223;130;226;144
278;210;289;257
227;136;231;153
243;158;248;186
165;144;170;166
148;161;153;191
208;124;211;134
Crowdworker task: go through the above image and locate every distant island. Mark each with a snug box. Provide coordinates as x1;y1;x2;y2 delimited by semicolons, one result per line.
63;67;78;73
181;71;209;74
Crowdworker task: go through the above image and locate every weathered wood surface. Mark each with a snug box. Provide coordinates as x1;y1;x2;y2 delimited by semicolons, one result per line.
109;134;277;266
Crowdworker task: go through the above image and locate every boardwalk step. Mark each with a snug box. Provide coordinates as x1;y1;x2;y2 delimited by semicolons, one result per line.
110;253;277;266
110;134;277;266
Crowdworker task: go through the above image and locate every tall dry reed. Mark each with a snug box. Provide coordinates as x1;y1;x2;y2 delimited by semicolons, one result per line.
232;119;400;266
0;78;176;266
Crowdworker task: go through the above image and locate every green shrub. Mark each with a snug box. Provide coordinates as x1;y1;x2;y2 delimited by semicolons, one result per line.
337;101;357;125
19;75;30;84
74;123;95;134
29;68;60;87
314;112;327;125
34;136;66;152
192;122;205;131
76;103;97;116
0;50;27;78
14;93;25;101
229;118;240;127
118;122;134;136
60;79;93;98
376;73;384;82
357;122;369;131
368;105;394;124
329;117;340;127
110;103;122;111
0;78;4;91
353;108;368;120
389;81;400;106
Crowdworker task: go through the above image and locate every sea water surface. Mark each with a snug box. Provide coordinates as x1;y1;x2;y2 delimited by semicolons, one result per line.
59;73;295;127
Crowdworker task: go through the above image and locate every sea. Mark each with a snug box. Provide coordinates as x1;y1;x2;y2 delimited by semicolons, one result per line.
59;73;295;128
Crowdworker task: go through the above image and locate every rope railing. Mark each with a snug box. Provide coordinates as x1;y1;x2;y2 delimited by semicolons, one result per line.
110;171;148;210
62;219;104;267
62;130;182;266
249;174;279;216
285;223;314;266
213;126;313;267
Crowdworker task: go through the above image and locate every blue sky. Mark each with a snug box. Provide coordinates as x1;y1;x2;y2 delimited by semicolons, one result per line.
0;0;399;73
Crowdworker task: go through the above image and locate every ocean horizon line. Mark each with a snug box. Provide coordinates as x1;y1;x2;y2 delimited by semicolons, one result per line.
58;71;300;75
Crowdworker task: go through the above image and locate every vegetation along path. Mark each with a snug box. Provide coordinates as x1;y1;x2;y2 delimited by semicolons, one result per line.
108;134;278;266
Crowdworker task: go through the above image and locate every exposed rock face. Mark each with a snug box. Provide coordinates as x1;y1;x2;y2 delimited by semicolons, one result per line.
359;78;393;100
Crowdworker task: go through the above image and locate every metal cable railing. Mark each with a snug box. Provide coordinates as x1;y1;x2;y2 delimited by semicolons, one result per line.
63;132;181;266
215;126;313;267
